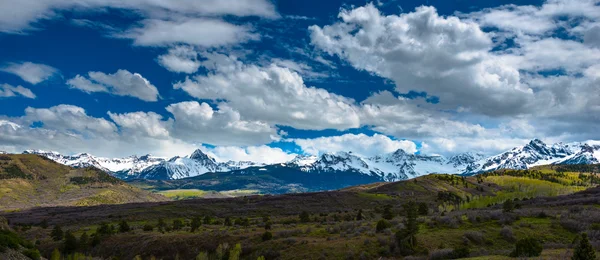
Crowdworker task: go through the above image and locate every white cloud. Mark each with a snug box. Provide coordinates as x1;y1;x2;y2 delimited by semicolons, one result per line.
157;46;201;73
0;84;36;99
0;0;278;34
205;145;296;164
174;52;361;130
0;62;58;84
23;105;117;138
66;69;160;101
309;4;532;116
166;101;279;146
121;18;258;47
291;133;418;158
108;111;171;139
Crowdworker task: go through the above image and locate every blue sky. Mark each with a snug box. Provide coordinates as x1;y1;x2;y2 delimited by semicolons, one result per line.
1;0;599;162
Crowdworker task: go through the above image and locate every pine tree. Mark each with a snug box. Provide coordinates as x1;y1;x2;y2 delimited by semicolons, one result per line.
572;233;596;260
191;216;202;232
395;201;419;256
224;217;232;226
172;219;183;230
503;199;515;213
79;232;89;251
118;220;130;233
63;230;78;254
299;211;310;223
196;252;209;260
356;209;364;221
51;225;64;241
382;205;394;220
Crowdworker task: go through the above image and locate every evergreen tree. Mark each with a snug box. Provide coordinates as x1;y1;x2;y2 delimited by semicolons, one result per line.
39;219;49;229
63;230;78;254
191;216;202;232
356;209;364;221
376;219;391;233
418;203;428;216
203;215;213;225
395;201;419;256
299;211;310;223
224;217;232;226
261;231;273;241
172;219;183;230
503;199;515;213
382;205;394;220
572;233;596;260
118;220;130;233
79;232;89;251
51;225;64;241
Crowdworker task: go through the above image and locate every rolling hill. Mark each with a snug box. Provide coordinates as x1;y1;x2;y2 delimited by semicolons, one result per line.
2;164;598;259
0;154;168;211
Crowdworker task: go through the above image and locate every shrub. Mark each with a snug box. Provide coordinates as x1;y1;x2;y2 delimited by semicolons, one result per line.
429;248;453;260
503;199;515;213
418;203;428;216
376;219;392;233
510;237;542;257
572;233;596;260
261;231;273;241
172;219;183;230
382;205;394;220
119;220;130;233
299;211;310;223
23;248;41;260
463;231;485;245
143;224;154;232
500;226;515;242
450;246;470;259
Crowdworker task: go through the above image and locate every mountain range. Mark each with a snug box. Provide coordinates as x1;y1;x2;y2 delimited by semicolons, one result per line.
19;139;600;183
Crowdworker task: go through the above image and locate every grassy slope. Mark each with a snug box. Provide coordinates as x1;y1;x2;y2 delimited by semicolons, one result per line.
2;165;599;259
0;154;168;211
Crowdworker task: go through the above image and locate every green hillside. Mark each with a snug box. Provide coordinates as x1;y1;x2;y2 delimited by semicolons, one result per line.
1;164;598;259
0;154;168;211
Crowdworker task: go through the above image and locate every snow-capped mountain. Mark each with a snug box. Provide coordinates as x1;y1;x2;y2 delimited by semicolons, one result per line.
22;150;165;175
466;139;600;174
17;138;600;182
285;150;481;182
137;149;264;180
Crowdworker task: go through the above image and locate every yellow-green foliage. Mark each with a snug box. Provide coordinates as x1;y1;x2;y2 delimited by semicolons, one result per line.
461;176;585;209
158;189;208;200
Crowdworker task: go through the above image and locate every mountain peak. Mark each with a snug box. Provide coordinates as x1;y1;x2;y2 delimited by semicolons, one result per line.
189;149;215;162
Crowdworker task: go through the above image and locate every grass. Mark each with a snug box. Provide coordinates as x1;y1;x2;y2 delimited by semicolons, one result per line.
158;189;208;200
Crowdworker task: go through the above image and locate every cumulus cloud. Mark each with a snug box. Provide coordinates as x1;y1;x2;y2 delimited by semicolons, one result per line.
291;133;418;158
66;69;160;101
108;111;171;139
166;101;279;146
157;46;201;73
0;84;36;99
310;4;532;116
0;0;278;34
205;145;296;164
174;52;361;130
0;62;58;84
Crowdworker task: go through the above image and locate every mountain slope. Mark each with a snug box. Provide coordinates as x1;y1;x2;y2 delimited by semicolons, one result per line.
0;154;168;211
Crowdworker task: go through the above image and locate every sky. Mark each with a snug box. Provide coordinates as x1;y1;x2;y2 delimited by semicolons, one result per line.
1;0;599;163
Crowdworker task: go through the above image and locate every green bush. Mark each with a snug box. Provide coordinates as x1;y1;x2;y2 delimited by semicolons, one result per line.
375;219;391;233
22;248;41;260
299;211;310;223
143;224;154;232
0;230;23;251
510;237;542;257
261;231;273;241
